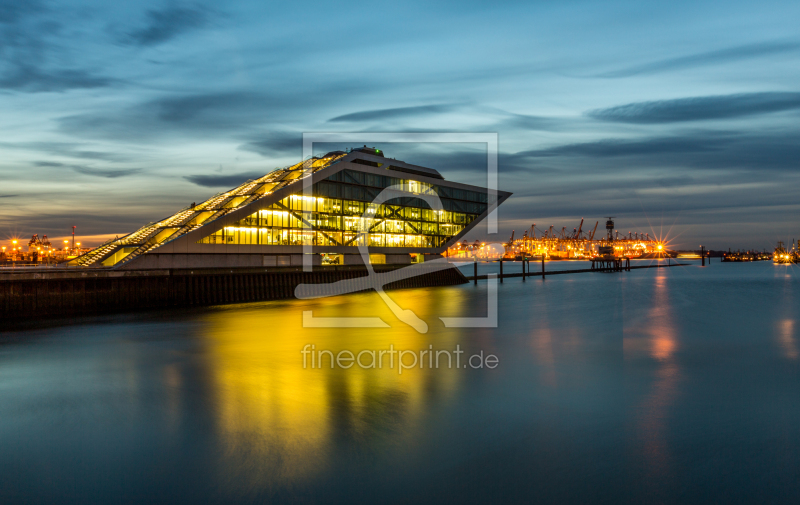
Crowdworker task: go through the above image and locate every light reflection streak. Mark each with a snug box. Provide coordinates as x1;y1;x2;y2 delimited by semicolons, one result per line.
530;322;557;389
775;272;798;360
626;272;681;492
777;319;797;360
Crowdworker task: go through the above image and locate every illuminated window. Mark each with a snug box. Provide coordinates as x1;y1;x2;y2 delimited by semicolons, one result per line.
198;172;483;248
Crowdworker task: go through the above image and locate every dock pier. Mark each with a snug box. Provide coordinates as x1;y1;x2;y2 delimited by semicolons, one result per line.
464;260;683;282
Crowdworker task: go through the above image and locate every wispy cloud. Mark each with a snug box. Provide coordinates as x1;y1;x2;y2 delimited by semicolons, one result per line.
33;161;141;178
0;1;114;92
123;5;212;46
155;92;266;123
72;165;141;178
328;104;458;122
184;172;264;187
0;142;131;162
588;92;800;123
238;131;302;157
0;0;44;24
515;136;726;157
494;112;569;131
505;130;800;173
56;84;387;141
596;41;800;78
0;65;114;92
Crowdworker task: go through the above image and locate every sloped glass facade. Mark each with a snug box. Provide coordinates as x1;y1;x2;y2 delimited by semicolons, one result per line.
198;169;488;248
70;152;348;267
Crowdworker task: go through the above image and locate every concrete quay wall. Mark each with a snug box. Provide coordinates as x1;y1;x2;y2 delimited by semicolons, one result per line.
0;265;467;320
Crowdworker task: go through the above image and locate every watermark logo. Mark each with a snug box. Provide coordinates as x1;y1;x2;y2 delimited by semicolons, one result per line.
301;344;499;373
296;133;499;333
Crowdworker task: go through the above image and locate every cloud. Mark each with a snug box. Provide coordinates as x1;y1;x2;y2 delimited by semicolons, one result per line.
0;1;114;92
0;194;19;198
33;161;141;178
596;41;800;78
71;166;141;178
496;112;567;131
514;136;726;158
505;174;702;201
239;131;303;157
155;92;266;123
57;75;391;140
0;65;114;92
328;104;458;122
124;5;211;46
504;130;800;174
0;141;132;162
0;0;44;24
57;92;291;140
184;172;264;187
0;1;117;93
589;92;800;123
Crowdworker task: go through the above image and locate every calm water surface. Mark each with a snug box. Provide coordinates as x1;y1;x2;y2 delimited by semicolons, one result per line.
1;261;799;504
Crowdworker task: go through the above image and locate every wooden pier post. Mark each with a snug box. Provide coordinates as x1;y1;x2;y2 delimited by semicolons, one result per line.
522;258;526;281
500;258;503;283
541;256;545;280
474;260;478;285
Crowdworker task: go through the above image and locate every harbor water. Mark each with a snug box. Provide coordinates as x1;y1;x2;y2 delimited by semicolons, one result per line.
1;260;799;504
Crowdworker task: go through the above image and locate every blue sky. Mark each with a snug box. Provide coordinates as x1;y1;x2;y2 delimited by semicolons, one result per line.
2;0;799;249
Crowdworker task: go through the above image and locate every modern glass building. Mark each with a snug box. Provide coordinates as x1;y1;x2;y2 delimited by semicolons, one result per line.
70;147;511;269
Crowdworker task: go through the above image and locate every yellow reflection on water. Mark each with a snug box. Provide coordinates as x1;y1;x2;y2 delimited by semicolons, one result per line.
777;319;797;360
530;322;557;388
649;276;678;362
626;274;681;490
625;275;678;362
776;273;798;360
198;287;467;488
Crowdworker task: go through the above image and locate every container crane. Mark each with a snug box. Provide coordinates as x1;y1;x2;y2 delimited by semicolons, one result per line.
589;221;598;240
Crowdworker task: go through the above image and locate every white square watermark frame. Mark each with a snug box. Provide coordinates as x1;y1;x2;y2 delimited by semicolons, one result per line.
298;132;500;333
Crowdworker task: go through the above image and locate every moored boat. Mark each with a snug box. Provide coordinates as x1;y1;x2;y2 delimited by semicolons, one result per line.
773;242;792;264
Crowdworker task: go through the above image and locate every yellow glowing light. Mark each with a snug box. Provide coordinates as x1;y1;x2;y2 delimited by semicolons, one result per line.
657;244;663;250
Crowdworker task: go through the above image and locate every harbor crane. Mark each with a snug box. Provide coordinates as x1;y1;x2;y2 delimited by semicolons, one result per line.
448;217;665;260
589;221;598;240
505;230;515;249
